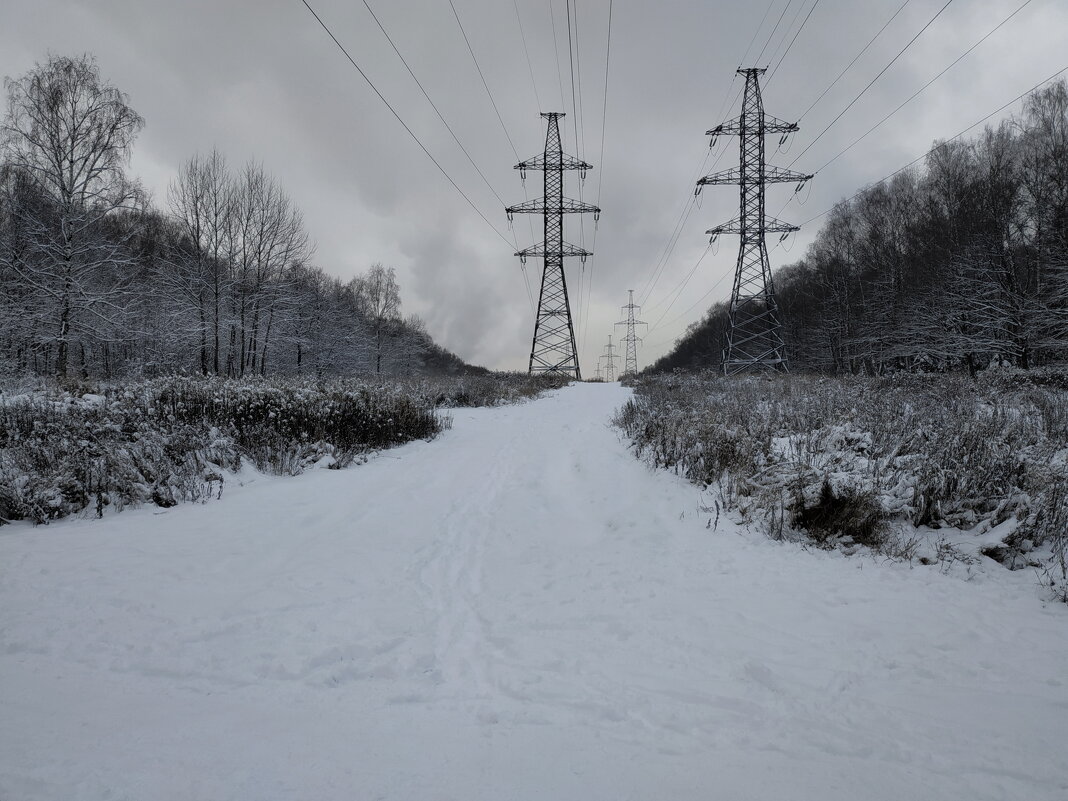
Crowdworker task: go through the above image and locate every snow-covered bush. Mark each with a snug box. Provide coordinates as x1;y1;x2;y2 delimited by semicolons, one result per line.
408;372;570;407
0;376;444;523
616;371;1068;586
0;389;240;522
151;377;443;469
0;371;569;525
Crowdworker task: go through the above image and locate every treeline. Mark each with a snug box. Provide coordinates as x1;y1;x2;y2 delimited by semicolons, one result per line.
653;81;1068;375
0;55;475;381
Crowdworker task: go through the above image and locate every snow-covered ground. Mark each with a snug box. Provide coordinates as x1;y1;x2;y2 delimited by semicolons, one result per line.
1;383;1066;801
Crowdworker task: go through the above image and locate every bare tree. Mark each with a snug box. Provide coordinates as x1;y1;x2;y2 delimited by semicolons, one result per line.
168;149;235;374
0;166;43;372
355;263;401;374
227;162;311;376
1;54;144;377
395;313;430;373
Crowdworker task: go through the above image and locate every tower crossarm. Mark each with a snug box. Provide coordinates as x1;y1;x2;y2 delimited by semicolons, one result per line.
615;328;645;346
506;197;601;215
706;216;799;236
515;154;593;172
706;113;799;137
697;166;812;187
515;242;592;260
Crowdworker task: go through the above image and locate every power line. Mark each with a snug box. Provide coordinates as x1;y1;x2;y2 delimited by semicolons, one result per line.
639;199;701;309
580;0;613;355
573;0;588;158
567;3;585;350
637;131;731;312
548;0;567;110
639;3;785;311
798;65;1068;229
754;0;796;67
646;7;1057;359
740;0;781;67
448;0;540;298
519;261;537;313
640;246;717;333
764;0;810;77
652;65;1068;359
565;0;579;151
647;250;729;340
637;0;786;315
447;0;521;161
359;0;535;314
636;92;745;309
769;0;808;64
567;0;593;356
766;0;823;84
637;150;728;308
359;0;506;208
513;0;542;111
795;0;913;120
790;0;955;166
645;246;713;335
813;0;1037;173
646;235;800;350
634;0;779;309
296;0;513;249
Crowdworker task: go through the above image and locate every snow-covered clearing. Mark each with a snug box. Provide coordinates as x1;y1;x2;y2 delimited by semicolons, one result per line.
2;383;1066;801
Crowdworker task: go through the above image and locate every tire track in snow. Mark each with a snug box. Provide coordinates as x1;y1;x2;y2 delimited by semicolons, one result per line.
411;414;519;700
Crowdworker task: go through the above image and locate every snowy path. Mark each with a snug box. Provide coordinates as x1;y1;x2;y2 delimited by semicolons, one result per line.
2;383;1066;801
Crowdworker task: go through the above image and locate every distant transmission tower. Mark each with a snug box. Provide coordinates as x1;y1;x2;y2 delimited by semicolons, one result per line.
600;335;618;382
697;68;812;375
615;289;646;377
507;112;600;378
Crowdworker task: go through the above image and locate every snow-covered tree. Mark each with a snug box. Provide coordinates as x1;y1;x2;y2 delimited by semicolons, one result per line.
1;54;144;377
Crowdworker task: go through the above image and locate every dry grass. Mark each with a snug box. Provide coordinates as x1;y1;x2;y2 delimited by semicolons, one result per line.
616;370;1068;588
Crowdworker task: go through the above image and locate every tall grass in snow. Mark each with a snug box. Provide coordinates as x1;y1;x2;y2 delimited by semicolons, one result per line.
615;369;1068;596
0;372;568;524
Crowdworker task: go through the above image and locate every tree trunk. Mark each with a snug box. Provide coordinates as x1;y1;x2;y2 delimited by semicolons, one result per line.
56;286;70;379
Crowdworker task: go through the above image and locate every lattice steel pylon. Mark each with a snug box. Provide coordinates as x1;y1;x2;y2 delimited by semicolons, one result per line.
600;335;618;382
507;112;600;378
614;289;647;377
697;68;813;375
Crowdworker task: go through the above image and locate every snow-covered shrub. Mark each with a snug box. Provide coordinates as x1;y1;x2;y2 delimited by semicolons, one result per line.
0;370;567;525
0;376;447;523
0;391;241;522
1014;484;1068;601
794;478;886;548
151;377;442;470
410;372;570;407
616;372;1068;575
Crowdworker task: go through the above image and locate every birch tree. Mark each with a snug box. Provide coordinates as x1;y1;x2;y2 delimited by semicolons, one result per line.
228;162;310;376
168;149;234;374
1;55;144;377
355;262;401;374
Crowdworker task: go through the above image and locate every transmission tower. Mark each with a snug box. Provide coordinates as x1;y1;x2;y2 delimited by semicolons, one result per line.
697;68;813;375
614;289;647;377
600;335;618;382
507;112;600;378
594;363;604;381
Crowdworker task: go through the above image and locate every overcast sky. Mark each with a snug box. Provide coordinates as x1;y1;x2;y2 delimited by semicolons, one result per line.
1;0;1065;371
